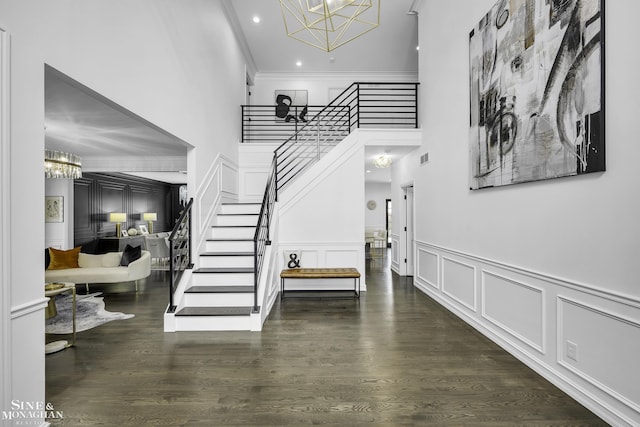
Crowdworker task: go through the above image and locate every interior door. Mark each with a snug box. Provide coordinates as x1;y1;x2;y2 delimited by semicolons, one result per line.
405;186;414;276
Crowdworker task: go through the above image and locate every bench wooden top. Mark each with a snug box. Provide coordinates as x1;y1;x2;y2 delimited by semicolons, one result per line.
280;268;360;279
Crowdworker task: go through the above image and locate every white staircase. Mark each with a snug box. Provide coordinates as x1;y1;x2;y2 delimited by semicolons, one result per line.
170;203;262;331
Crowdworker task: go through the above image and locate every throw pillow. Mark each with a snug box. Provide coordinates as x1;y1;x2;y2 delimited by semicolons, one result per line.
120;244;142;266
47;247;82;270
283;250;302;269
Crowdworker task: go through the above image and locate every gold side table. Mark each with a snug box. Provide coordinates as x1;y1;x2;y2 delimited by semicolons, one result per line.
45;283;76;354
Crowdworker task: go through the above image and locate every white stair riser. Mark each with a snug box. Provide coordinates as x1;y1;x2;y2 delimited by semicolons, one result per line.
199;256;254;269
220;204;261;215
210;227;255;239
183;293;254;307
205;240;254;252
192;273;254;286
174;315;254;331
214;215;258;227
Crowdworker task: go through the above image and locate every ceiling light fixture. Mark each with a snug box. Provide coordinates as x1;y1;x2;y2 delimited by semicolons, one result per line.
252;15;261;24
44;149;82;179
373;154;392;169
279;0;380;52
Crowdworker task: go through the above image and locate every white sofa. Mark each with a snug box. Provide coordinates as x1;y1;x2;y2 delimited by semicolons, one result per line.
45;250;151;292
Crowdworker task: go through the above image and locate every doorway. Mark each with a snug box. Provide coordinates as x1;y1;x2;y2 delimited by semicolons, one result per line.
402;185;414;276
385;199;392;248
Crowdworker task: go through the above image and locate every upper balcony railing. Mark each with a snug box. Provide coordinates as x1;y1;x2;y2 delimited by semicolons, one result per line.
241;82;419;144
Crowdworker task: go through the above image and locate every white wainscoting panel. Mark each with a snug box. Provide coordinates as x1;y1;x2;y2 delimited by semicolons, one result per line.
482;270;545;353
391;233;400;273
416;247;439;289
414;240;640;426
558;296;640;414
441;256;477;312
241;169;269;201
325;250;359;268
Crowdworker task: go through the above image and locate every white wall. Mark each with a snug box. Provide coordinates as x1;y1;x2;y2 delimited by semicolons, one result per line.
364;182;390;232
278;131;365;289
253;72;418;106
0;0;248;419
397;1;640;425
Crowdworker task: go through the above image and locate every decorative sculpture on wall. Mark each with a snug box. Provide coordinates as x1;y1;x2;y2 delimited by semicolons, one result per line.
469;0;605;189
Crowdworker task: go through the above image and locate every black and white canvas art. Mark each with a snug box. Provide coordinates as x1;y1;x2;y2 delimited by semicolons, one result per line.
469;0;604;189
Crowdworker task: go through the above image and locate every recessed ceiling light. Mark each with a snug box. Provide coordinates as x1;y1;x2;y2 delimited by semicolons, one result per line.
416;45;420;51
252;16;261;24
296;61;302;67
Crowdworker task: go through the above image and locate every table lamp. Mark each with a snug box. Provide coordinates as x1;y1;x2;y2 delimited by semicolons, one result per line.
143;212;157;234
108;212;126;236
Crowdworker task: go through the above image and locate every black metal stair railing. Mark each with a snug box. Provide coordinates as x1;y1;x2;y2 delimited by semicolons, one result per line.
252;156;277;312
167;197;193;313
248;82;419;313
167;83;419;316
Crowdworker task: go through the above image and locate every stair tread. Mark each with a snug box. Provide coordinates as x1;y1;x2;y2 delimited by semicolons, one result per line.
217;213;259;216
206;238;253;241
211;225;255;228
200;252;254;257
186;285;254;293
193;267;254;274
175;306;252;317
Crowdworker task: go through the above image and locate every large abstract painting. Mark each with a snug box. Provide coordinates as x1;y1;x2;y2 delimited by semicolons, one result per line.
469;0;604;189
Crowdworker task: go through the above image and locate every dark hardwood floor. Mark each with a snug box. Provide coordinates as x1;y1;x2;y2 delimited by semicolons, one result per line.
46;251;607;426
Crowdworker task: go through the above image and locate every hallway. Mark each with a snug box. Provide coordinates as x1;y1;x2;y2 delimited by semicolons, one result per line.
45;251;606;426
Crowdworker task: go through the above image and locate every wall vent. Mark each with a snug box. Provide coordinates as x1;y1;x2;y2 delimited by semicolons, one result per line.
420;152;429;165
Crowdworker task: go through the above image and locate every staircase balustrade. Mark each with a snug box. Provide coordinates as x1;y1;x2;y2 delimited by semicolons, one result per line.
169;83;418;320
167;197;193;312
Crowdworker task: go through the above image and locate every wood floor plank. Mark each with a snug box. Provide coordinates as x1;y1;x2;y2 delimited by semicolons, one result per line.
45;253;608;426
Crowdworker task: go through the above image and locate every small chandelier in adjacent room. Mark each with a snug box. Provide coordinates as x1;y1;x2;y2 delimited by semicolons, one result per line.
373;154;392;168
44;149;82;179
279;0;380;52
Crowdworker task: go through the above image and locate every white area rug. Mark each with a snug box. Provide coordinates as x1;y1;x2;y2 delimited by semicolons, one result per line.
45;293;135;334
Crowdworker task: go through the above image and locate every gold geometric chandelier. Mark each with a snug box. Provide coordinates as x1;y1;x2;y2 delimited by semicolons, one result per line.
44;149;82;179
279;0;380;52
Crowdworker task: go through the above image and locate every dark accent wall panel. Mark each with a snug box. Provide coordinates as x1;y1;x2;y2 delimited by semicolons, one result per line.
74;173;181;247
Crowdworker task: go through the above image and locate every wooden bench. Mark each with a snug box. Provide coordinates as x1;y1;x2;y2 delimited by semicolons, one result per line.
280;268;361;300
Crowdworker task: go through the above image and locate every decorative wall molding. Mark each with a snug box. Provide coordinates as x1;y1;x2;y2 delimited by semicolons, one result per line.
193;154;239;258
557;296;640;416
417;241;640;309
390;233;400;273
0;26;11;411
441;256;477;312
11;298;49;320
482;270;545;354
73;173;179;247
414;240;640;425
416;247;438;289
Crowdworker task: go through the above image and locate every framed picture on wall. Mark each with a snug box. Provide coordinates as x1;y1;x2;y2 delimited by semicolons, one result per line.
138;225;149;235
275;89;308;122
45;196;63;223
469;0;605;189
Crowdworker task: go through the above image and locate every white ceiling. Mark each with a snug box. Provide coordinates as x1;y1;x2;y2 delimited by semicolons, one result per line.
227;0;419;75
44;1;420;184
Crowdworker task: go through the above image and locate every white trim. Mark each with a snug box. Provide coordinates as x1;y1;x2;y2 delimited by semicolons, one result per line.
11;298;49;320
416;240;640;309
557;295;640;415
441;255;477;312
481;269;546;354
0;26;10;416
